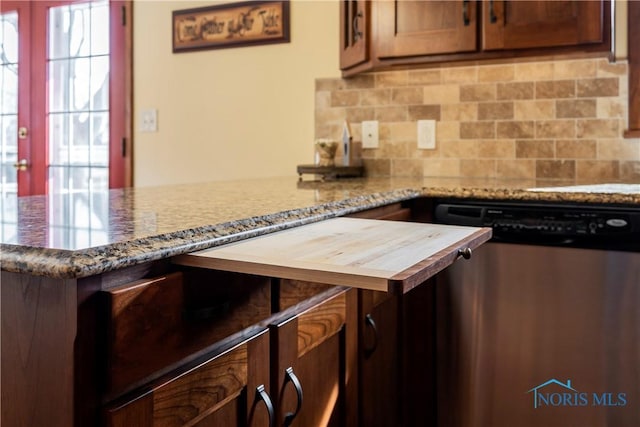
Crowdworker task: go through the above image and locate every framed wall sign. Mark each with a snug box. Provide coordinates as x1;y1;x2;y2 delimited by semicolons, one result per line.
172;0;290;53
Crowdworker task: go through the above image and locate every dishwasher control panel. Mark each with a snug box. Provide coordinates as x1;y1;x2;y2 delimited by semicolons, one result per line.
434;201;640;249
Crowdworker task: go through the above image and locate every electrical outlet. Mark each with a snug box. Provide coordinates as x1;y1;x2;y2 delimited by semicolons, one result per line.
362;120;379;149
140;109;158;132
417;120;436;149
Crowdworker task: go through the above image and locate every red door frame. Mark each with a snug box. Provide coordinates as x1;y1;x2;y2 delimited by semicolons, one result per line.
109;0;131;189
1;1;33;195
3;0;131;196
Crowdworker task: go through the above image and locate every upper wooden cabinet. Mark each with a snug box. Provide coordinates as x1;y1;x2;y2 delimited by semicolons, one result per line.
482;1;605;50
626;0;640;138
340;0;370;70
376;0;478;59
340;0;610;76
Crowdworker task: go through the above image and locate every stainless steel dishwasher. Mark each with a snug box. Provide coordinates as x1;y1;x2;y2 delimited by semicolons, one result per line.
433;200;640;427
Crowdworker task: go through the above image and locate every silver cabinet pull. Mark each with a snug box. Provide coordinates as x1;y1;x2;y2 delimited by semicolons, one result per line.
282;367;303;427
457;247;472;259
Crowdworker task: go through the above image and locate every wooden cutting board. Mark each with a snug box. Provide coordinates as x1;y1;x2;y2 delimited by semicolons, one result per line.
173;218;492;293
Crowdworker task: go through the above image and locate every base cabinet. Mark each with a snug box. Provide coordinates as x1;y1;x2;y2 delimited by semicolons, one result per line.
104;286;357;427
1;201;450;427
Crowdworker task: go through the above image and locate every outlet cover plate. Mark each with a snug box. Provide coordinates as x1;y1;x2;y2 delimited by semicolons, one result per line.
417;120;436;149
362;120;379;149
140;109;158;132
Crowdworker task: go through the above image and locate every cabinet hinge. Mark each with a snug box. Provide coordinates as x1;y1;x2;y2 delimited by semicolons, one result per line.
121;137;127;157
121;5;126;26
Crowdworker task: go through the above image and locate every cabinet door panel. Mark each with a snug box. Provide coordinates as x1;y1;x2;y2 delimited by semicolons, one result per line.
340;0;369;69
271;288;356;427
295;333;343;427
376;0;477;58
482;0;604;50
359;290;400;427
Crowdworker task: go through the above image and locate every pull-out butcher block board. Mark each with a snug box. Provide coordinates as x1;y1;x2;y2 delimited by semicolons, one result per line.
174;218;491;294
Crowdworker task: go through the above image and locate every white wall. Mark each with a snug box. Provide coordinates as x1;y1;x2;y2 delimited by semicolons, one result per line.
133;0;340;187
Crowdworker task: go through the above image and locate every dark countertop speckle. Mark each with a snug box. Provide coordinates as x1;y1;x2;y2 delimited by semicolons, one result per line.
1;176;638;279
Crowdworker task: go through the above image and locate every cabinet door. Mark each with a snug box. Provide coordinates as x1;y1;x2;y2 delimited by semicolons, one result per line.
105;330;273;427
359;290;401;427
270;288;357;427
340;0;369;70
482;0;604;50
376;0;477;59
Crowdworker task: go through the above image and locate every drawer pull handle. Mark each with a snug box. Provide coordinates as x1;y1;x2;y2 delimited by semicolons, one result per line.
457;247;472;260
353;10;363;41
283;367;303;427
462;0;470;26
363;313;379;358
489;0;498;23
253;384;275;427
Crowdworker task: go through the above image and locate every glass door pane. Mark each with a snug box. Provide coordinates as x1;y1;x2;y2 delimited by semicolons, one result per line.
48;0;109;197
0;9;19;241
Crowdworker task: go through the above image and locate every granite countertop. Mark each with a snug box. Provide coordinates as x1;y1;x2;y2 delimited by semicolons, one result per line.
1;176;638;279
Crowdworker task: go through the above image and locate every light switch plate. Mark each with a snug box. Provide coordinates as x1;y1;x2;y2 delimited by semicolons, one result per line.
417;120;436;149
362;120;379;149
140;109;158;132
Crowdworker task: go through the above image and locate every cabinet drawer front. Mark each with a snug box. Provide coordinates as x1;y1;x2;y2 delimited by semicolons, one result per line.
153;344;248;426
105;270;271;393
105;341;256;427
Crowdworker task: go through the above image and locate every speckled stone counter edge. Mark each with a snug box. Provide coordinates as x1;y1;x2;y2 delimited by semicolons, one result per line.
0;190;420;279
2;185;639;279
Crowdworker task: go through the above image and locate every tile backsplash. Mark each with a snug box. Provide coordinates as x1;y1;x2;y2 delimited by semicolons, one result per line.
315;58;640;181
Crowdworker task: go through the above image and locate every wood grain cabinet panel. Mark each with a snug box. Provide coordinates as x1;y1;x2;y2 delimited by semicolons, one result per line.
270;287;357;427
376;0;478;59
104;270;271;394
358;290;401;427
105;330;272;427
340;0;370;70
341;0;609;76
626;0;640;137
482;0;605;50
279;279;334;311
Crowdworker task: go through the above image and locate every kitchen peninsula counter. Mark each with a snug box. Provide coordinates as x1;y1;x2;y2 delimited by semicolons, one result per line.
2;175;639;427
2;176;639;279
